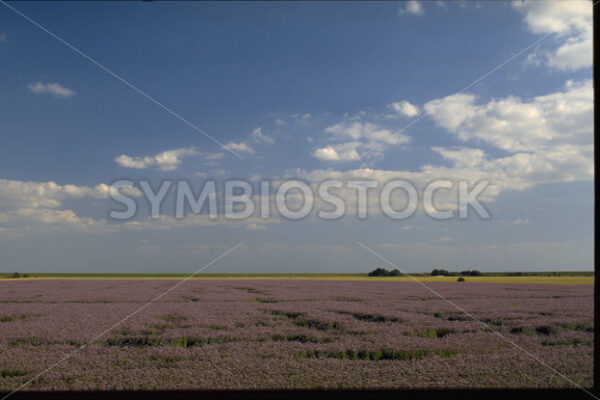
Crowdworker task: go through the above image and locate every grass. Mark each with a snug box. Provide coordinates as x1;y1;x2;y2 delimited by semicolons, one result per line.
555;322;594;332
0;272;593;285
159;313;187;324
253;298;279;303
0;314;29;323
416;327;455;339
297;348;434;361
270;310;305;319
270;310;343;331
509;326;537;336
271;334;333;343
336;311;402;323
1;368;29;378
293;318;342;331
106;335;245;348
9;337;46;346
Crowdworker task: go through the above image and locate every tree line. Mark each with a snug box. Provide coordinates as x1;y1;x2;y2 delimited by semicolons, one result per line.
368;268;481;277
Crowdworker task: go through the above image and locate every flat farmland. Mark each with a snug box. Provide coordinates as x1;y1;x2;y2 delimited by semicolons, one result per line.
0;279;593;390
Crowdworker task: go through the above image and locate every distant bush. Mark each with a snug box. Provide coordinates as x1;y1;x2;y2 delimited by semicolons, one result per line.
368;268;388;276
431;269;481;277
368;268;403;277
459;270;482;276
457;277;465;282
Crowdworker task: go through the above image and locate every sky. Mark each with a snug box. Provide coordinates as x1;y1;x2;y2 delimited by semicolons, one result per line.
0;1;594;273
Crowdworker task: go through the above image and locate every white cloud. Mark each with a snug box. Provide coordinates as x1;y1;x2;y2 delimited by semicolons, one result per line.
424;79;592;152
223;141;255;154
404;79;592;194
294;81;592;216
1;208;109;233
314;121;411;162
205;152;225;161
272;113;312;129
115;147;197;171
313;143;361;162
389;100;420;117
251;127;274;144
313;146;341;162
0;179;138;210
0;179;140;235
325;121;411;146
291;113;312;125
123;215;277;232
512;0;592;71
399;1;424;16
27;82;76;98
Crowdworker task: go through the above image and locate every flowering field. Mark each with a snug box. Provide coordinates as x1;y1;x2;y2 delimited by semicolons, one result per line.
0;279;593;390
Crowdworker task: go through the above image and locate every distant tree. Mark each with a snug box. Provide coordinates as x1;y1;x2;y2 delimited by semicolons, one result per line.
457;277;465;282
431;269;450;276
10;272;21;279
368;268;390;277
460;270;482;277
389;269;403;277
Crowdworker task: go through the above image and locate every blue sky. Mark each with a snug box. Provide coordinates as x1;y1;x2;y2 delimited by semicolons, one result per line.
0;1;593;273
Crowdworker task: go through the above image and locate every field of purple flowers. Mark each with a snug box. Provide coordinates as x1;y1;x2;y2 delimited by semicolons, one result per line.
0;279;593;390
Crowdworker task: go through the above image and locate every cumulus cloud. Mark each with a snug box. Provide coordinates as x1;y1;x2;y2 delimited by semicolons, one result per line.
115;147;197;171
313;143;361;162
27;82;76;98
274;113;311;128
314;121;411;162
0;179;140;235
0;179;137;209
420;81;593;192
296;79;593;216
399;1;424;16
223;141;255;154
424;79;592;153
123;215;276;232
251;127;274;144
205;152;225;161
389;100;420;117
512;0;592;71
